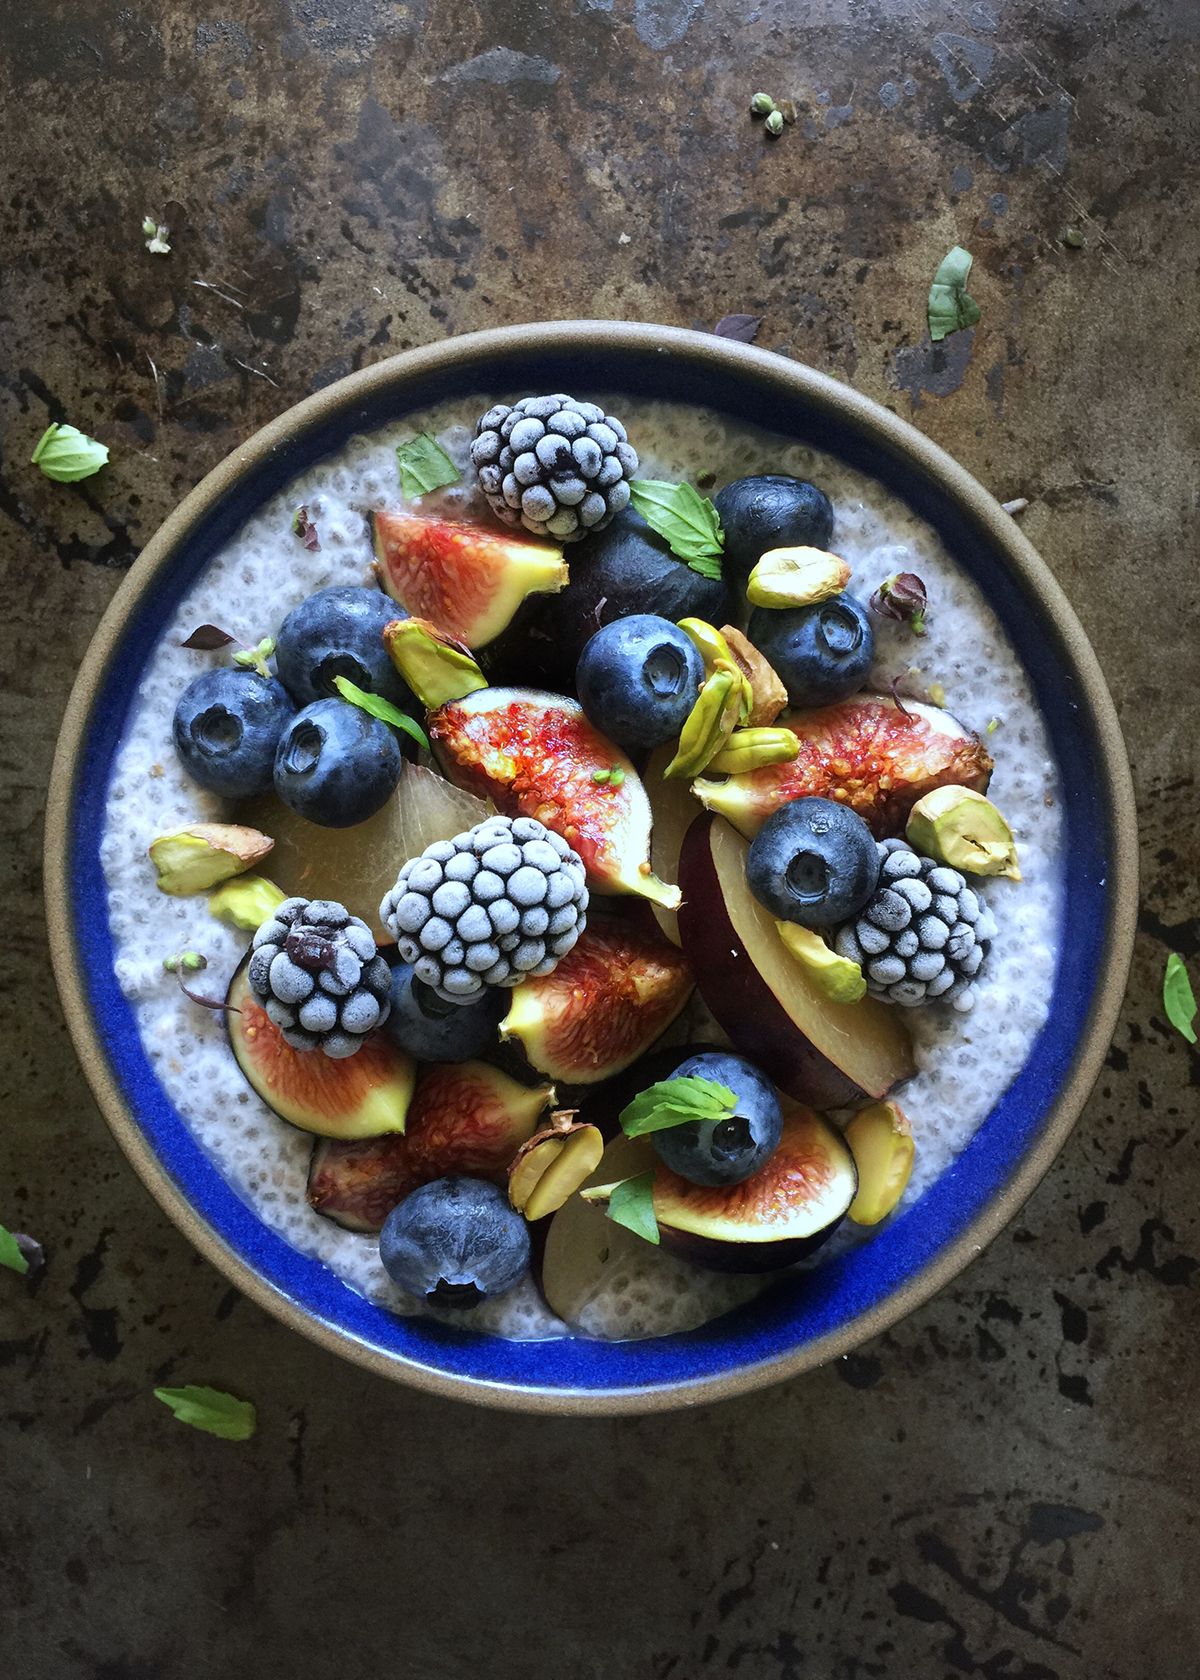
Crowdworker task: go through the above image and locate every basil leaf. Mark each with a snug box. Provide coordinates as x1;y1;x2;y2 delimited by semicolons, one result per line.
30;422;110;482
154;1385;257;1441
628;479;724;576
332;675;431;752
181;624;237;650
397;433;462;499
1164;953;1197;1044
606;1173;660;1245
0;1222;29;1276
927;246;981;343
620;1075;738;1137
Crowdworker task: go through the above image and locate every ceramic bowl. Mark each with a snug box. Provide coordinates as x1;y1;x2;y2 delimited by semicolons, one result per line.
45;322;1136;1414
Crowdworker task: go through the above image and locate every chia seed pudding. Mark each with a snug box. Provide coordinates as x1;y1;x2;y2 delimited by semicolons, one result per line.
99;395;1062;1342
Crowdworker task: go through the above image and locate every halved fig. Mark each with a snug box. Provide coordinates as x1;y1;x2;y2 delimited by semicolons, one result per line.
306;1060;554;1230
227;963;415;1139
677;813;915;1105
239;762;488;942
428;687;681;908
643;741;705;946
693;696;993;839
499;914;694;1084
650;1105;857;1272
371;511;568;648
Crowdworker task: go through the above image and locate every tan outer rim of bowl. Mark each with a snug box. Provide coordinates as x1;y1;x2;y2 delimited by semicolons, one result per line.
44;321;1138;1416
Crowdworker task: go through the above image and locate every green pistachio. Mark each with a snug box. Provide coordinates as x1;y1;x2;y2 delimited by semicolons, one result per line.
208;874;287;930
30;423;109;483
750;92;776;116
382;617;487;708
765;110;784;137
663;669;743;779
705;727;800;775
775;921;866;1004
905;785;1022;880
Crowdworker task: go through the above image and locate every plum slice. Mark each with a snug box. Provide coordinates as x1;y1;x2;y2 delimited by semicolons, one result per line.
428;687;681;908
306;1060;554;1230
227;963;415;1139
371;511;568;648
499;914;694;1084
677;812;915;1106
693;696;993;840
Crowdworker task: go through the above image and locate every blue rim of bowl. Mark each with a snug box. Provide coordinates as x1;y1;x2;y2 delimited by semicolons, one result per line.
44;322;1137;1414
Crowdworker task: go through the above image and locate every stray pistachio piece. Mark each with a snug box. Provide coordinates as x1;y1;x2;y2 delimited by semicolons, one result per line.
775;921;866;1004
149;823;274;897
509;1114;605;1222
232;637;276;679
746;546;852;609
765;110;784;137
208;873;287;930
382;616;487;708
906;784;1021;880
750;91;776;116
707;728;800;775
663;668;743;779
30;423;109;483
677;617;735;676
845;1101;914;1226
719;624;788;725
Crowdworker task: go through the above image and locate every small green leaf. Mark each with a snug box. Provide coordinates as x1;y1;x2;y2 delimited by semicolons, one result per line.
607;1173;660;1245
620;1075;738;1138
154;1385;257;1441
0;1223;29;1276
1164;953;1197;1045
332;675;431;752
397;433;462;499
31;423;110;482
927;246;982;343
628;479;724;576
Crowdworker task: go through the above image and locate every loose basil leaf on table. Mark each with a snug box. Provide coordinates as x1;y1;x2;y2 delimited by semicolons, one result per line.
154;1385;257;1441
927;246;982;343
1164;952;1197;1044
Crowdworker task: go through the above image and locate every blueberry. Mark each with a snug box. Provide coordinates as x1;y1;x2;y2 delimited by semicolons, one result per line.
747;593;874;707
274;586;415;714
713;476;834;583
379;1177;531;1308
746;796;880;928
576;614;704;751
274;697;403;828
651;1051;783;1187
172;668;295;799
383;963;506;1061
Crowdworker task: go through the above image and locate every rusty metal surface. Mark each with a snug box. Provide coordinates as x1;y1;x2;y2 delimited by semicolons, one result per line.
2;3;1199;1676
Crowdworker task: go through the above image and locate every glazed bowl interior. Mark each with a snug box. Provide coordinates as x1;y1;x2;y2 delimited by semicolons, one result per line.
46;323;1135;1414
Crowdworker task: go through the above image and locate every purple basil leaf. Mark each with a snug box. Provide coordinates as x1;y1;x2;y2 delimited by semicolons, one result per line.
714;314;763;344
14;1234;45;1274
181;624;237;650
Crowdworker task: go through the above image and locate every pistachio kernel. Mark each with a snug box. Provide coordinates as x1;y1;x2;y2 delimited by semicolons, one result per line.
382;616;487;708
746;546;852;609
750;91;776;116
775;921;866;1004
706;727;800;775
508;1113;604;1221
905;784;1021;880
845;1101;915;1226
765;110;785;137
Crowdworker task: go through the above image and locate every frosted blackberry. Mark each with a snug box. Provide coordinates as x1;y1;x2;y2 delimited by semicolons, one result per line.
248;897;392;1057
380;815;589;1004
470;395;639;543
832;839;998;1012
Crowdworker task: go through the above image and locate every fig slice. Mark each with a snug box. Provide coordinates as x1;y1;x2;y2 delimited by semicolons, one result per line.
692;695;993;840
226;963;415;1139
499;914;694;1084
650;1105;857;1272
238;762;488;942
428;687;681;908
371;511;568;648
306;1060;554;1230
677;812;915;1106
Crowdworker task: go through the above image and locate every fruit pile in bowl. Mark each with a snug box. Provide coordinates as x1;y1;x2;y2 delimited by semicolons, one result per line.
147;389;1029;1340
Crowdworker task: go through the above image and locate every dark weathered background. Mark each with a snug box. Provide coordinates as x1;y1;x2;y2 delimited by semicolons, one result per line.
3;3;1199;1676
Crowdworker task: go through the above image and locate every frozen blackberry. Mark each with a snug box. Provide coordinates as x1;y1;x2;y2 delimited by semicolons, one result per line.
470;395;639;543
248;897;392;1057
379;815;589;1005
832;839;999;1012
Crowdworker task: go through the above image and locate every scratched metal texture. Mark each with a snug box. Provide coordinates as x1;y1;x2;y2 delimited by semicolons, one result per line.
2;2;1199;1676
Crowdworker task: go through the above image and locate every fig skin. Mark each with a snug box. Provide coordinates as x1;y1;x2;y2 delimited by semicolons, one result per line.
479;508;732;693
